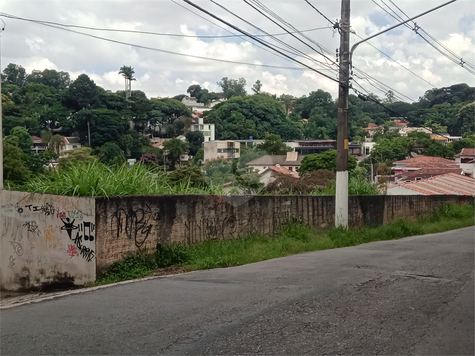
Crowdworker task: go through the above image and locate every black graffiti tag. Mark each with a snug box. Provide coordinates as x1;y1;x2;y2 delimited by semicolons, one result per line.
23;221;40;235
10;242;23;256
111;206;159;248
60;218;78;239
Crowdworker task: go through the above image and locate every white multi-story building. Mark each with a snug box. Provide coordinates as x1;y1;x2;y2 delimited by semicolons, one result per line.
190;117;215;142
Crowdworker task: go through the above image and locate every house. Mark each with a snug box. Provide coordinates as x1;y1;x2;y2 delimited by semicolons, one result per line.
31;136;48;154
204;141;240;161
246;152;303;174
392;156;460;182
181;96;225;112
259;165;299;186
31;136;81;156
386;173;475;196
60;137;81;154
455;148;475;177
190;117;215;142
293;140;336;155
181;96;211;112
362;123;380;142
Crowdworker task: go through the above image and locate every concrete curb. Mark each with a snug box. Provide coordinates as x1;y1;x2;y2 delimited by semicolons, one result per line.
0;271;192;309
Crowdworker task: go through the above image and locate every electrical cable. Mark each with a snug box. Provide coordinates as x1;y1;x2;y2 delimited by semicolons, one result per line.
304;0;337;26
183;0;342;83
170;1;336;72
248;0;339;69
373;0;475;75
0;13;323;71
206;0;338;75
0;11;330;39
387;0;475;70
352;32;435;87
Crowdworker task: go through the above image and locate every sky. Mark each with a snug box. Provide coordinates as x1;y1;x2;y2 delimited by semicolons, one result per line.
1;0;474;102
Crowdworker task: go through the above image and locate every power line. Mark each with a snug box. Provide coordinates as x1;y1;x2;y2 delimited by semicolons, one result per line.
304;0;337;26
352;80;411;120
244;0;415;101
387;0;475;70
236;0;339;72
183;0;342;83
0;12;324;71
206;0;336;72
0;11;330;38
351;32;435;87
170;1;335;72
373;0;475;75
248;0;339;69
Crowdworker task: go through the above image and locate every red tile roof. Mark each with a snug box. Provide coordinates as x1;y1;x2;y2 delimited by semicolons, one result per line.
265;165;300;178
460;148;475;157
394;156;456;165
388;173;475;196
362;123;379;131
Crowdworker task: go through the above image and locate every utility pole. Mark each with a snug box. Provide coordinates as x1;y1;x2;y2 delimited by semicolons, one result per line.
335;0;350;228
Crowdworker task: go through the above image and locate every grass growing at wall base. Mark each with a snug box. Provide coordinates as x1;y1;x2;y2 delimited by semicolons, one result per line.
94;203;475;285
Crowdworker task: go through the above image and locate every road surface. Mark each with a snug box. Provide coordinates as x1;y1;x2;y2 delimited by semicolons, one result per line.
1;227;474;355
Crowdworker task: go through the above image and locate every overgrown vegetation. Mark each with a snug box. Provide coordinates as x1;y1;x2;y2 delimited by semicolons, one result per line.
25;161;223;196
94;203;474;285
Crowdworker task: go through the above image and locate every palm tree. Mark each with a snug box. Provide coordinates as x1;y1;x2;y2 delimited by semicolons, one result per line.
118;66;136;100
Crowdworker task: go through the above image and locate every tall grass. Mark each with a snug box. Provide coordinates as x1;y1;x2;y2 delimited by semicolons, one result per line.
94;203;474;285
25;161;224;197
315;177;380;195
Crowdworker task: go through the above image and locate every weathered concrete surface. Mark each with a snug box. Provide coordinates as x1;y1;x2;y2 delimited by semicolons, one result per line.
1;227;473;355
0;191;96;291
95;194;473;271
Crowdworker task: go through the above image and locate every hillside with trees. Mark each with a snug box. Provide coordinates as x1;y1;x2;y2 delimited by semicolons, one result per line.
2;62;474;188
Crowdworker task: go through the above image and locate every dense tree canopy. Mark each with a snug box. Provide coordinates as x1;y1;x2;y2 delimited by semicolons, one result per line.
1;62;473;187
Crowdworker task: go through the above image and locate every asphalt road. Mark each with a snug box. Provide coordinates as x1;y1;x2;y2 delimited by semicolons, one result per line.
1;227;474;355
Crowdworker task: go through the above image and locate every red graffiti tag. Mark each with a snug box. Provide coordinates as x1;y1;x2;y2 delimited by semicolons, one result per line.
57;211;66;219
67;244;79;258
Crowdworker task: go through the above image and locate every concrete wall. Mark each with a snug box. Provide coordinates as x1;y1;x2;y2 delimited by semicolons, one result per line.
1;191;96;291
94;194;473;272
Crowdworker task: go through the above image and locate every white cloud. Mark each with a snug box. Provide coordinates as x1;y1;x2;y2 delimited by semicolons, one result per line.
1;0;474;102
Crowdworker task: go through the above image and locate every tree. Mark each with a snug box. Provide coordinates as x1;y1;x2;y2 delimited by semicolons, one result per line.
370;137;412;162
173;94;187;101
257;134;292;155
75;109;127;148
206;94;302;140
299;150;357;173
384;90;396;104
186;84;202;98
58;147;98;169
168;165;206;187
252;80;262;94
3;138;30;183
1;63;28;87
279;94;295;115
9;126;33;154
98;142;125;164
185;131;204;156
163;138;189;170
27;69;71;89
217;77;247;98
119;65;136;100
41;131;63;157
63;74;100;111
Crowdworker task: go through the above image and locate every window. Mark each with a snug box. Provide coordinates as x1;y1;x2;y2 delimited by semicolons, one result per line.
415;177;422;181
217;149;223;153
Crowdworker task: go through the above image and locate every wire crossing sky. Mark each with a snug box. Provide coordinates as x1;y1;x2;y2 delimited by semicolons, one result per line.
0;0;473;100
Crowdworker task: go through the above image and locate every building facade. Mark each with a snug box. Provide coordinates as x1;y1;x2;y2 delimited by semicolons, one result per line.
204;141;240;161
190;118;216;142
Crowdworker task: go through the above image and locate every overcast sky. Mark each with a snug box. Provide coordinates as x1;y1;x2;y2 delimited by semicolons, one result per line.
1;0;474;102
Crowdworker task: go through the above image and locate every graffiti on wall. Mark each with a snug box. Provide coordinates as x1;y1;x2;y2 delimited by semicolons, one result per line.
1;192;96;291
111;204;160;248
